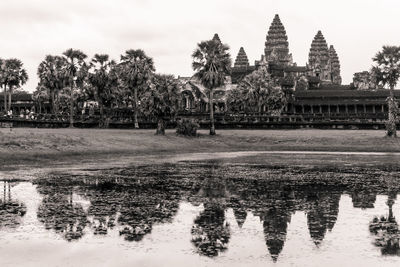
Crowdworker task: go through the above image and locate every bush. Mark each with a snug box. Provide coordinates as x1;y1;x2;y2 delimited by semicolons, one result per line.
176;118;199;137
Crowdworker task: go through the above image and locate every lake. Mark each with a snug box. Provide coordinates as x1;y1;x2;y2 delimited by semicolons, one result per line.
1;157;400;266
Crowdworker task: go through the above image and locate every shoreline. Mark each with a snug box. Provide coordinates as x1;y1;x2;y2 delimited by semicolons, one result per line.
1;128;400;173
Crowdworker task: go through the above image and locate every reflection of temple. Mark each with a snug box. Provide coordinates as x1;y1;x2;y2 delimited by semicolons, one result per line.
179;14;400;119
261;206;291;262
351;188;378;209
304;190;341;245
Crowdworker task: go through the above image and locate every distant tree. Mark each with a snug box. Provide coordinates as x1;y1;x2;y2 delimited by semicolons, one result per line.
192;38;231;135
226;86;246;113
119;49;155;129
2;59;28;112
0;58;6;112
37;55;68;113
32;85;49;114
62;49;88;127
238;67;286;114
141;74;181;135
87;54;119;128
372;46;400;137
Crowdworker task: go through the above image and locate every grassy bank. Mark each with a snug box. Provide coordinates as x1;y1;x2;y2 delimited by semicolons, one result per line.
1;128;399;170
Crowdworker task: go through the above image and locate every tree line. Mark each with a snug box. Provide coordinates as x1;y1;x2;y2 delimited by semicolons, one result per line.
31;36;287;135
1;39;399;137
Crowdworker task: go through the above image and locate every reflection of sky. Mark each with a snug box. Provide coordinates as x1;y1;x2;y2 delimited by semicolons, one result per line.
1;182;400;266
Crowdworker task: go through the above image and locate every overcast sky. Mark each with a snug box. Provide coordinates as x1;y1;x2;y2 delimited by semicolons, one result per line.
1;0;400;91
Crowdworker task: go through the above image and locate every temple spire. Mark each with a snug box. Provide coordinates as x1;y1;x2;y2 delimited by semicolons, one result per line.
328;45;342;85
234;47;250;68
308;30;329;67
264;14;292;65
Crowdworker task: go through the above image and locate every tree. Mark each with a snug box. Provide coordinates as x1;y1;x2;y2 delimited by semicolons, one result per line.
2;59;28;112
119;49;155;129
229;67;287;114
37;55;68;113
192;37;231;135
32;85;49;114
87;54;119;128
62;49;88;127
372;46;400;137
141;74;181;135
0;58;6;112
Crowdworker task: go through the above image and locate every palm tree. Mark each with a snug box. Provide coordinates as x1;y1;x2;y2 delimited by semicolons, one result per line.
141;74;181;135
2;59;28;112
62;49;87;127
119;49;155;129
32;85;49;114
372;46;400;137
87;54;119;128
0;58;6;112
37;55;68;114
192;36;231;135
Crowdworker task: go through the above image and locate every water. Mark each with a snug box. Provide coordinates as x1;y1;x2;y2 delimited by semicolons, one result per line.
1;160;400;266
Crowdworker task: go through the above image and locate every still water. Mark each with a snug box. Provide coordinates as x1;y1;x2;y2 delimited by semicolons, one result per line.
1;160;400;267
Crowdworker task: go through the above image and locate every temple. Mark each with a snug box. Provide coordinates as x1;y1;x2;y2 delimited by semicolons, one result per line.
179;13;400;124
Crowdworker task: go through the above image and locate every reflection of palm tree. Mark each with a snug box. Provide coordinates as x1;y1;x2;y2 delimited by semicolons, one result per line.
191;163;231;257
369;190;400;255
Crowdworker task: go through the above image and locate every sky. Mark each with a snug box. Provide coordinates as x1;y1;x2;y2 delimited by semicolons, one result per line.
1;0;400;92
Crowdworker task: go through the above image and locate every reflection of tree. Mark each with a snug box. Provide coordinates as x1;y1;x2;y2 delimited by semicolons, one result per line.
37;192;88;241
0;181;27;229
369;190;400;256
190;164;231;257
118;191;179;242
35;172;181;242
191;201;230;257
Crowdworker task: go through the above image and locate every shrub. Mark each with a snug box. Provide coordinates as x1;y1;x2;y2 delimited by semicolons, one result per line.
176;118;199;137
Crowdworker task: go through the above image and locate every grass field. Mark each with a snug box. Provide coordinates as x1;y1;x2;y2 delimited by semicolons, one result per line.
1;128;399;170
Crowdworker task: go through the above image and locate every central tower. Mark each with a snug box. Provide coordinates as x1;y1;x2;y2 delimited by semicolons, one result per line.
264;14;293;66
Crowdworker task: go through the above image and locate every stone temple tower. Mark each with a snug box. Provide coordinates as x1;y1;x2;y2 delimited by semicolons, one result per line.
264;14;293;66
234;47;250;68
308;30;341;84
328;45;342;85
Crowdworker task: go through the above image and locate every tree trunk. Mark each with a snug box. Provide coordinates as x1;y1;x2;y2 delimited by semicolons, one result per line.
156;118;165;135
386;86;397;137
99;101;106;128
3;85;7;112
8;86;12;113
133;87;139;129
209;90;216;135
69;78;74;128
50;90;56;114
